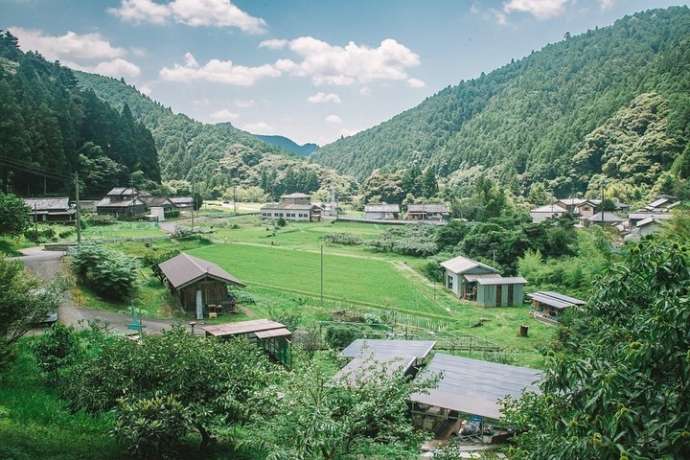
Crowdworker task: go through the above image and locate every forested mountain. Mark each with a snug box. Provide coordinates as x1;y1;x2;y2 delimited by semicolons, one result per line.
75;72;351;199
0;31;160;198
254;134;318;157
313;7;690;200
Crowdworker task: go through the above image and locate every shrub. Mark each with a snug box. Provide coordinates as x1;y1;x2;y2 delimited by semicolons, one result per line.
325;324;365;349
23;225;56;243
276;217;287;227
87;214;117;226
32;323;78;381
70;245;137;301
113;394;190;459
58;229;74;239
322;232;363;246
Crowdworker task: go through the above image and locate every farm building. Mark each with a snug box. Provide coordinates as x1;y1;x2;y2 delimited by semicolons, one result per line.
529;204;566;223
528;291;585;324
335;339;436;386
141;196;177;215
23;197;75;223
645;195;680;212
261;193;323;221
170;196;194;209
405;204;449;221
96;187;147;217
280;192;311;205
364;203;400;220
441;255;526;307
410;354;542;434
158;253;245;319
202;319;292;366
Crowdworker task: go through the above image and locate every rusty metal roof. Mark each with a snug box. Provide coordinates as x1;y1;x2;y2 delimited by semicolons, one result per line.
202;319;286;337
255;327;291;339
158;253;245;289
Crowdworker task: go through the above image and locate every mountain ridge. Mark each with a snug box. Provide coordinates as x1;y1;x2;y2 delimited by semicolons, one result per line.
254;134;318;157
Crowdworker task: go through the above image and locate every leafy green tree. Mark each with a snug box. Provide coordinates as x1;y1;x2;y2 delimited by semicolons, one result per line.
504;239;690;459
420;168;438;198
0;193;31;236
0;256;61;369
70;245;137;301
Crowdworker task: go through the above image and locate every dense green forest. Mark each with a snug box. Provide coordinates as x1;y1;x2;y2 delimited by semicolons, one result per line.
0;31;160;198
313;7;690;201
254;134;318;157
75;72;353;200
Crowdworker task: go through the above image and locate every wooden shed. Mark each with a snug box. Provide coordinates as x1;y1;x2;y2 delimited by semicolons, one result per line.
202;319;292;366
528;291;585;324
158;253;245;319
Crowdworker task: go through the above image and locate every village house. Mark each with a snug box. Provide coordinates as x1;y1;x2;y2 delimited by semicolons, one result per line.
529;203;567;223
405;203;450;221
441;255;526;307
158;253;245;320
141;195;178;220
528;291;585;324
261;193;323;222
364;203;401;220
585;211;626;226
170;196;195;209
23;197;75;223
202;319;292;366
96;187;148;218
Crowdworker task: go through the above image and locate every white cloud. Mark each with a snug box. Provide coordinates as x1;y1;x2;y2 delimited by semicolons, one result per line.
234;99;255;108
598;0;616;9
307;92;341;104
90;58;141;77
325;114;342;124
241;121;272;134
139;84;152;95
183;52;199;68
493;9;509;25
109;0;266;33
259;38;288;49
503;0;568;19
160;53;281;86
208;109;239;122
9;27;126;61
268;36;421;87
406;78;425;88
359;86;371;96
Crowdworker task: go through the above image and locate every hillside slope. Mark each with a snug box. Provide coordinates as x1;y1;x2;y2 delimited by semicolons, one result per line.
76;72;352;198
254;134;318;157
313;7;690;197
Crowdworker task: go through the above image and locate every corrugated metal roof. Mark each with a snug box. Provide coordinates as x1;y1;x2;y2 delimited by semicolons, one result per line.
341;339;436;360
364;203;400;213
170;196;193;204
410;354;542;420
255;327;291;339
261;203;315;211
530;204;566;213
648;198;669;208
158;253;244;289
333;356;416;386
407;204;449;214
528;292;572;310
463;274;502;282
541;291;585;306
440;256;499;275
202;319;286;337
23;197;70;211
282;192;311;198
476;276;527;286
96;197;146;208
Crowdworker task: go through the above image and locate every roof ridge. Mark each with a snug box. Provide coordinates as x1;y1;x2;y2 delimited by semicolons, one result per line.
182;253;208;274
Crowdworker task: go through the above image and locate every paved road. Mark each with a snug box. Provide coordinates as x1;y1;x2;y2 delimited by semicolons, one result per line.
16;249;200;336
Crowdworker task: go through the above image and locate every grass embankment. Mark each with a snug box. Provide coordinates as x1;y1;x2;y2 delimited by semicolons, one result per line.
0;346;118;460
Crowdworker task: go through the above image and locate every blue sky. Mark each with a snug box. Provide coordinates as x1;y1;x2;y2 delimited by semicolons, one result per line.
2;0;688;145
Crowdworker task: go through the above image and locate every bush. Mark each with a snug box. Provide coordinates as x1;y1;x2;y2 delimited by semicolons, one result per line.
87;214;117;226
23;225;56;243
276;217;287;227
322;232;363;246
70;245;137;301
325;324;366;349
32;323;78;381
113;394;190;459
368;226;439;257
58;229;74;239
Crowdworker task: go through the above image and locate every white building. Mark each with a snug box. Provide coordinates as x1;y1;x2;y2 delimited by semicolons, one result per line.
529;204;567;223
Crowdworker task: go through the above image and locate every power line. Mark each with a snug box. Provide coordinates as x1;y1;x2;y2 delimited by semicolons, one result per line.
0;157;70;182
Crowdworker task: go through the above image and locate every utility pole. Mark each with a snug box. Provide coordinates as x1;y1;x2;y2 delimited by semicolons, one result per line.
320;243;324;306
191;182;195;230
233;183;237;215
74;172;81;247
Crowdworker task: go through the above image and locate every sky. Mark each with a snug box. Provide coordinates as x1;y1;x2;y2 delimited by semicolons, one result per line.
2;0;689;145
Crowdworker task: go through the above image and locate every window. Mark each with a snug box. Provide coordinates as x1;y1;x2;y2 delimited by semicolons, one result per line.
447;275;454;290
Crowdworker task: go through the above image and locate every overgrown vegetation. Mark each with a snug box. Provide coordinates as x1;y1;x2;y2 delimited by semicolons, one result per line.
70;245;138;301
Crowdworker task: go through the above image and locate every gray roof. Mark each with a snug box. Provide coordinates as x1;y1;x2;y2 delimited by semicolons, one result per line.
407;204;449;214
282;192;311;198
341;339;436;360
441;255;499;275
365;203;400;213
410;354;543;420
333;356;416;386
528;291;585;310
107;187;139;196
141;196;175;207
648;197;670;209
158;253;245;289
587;212;626;223
170;196;194;204
476;276;527;286
557;198;589;206
261;203;316;211
23;197;70;211
96;197;146;208
530;204;566;213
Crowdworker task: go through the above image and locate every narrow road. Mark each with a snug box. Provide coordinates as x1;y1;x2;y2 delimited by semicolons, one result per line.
17;249;201;336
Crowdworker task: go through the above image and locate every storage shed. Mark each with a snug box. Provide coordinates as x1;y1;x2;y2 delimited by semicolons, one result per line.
202;319;292;366
528;291;585;324
440;256;526;307
410;353;542;428
158;253;245;319
364;203;400;220
406;204;449;221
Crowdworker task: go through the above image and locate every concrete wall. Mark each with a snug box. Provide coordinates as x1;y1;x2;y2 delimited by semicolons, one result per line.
261;210;311;221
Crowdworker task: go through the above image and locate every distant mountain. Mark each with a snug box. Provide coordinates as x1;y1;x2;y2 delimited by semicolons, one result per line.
75;72;353;198
313;7;690;198
254;134;318;157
